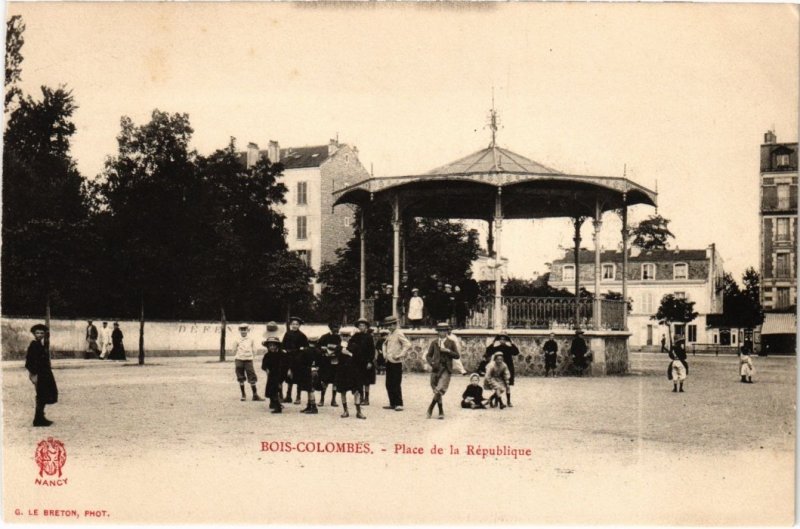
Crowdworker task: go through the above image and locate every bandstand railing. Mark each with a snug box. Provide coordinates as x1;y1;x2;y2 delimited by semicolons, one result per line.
465;296;626;331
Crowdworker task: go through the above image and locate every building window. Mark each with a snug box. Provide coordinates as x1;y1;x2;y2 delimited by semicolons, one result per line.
562;265;575;281
776;252;791;278
777;184;790;209
776;287;791;309
601;263;615;280
641;263;656;280
344;216;352;227
296;216;307;240
674;291;686;300
640;292;655;314
687;324;697;343
673;263;688;280
777;153;790;168
296;182;307;205
777;218;790;241
296;250;311;266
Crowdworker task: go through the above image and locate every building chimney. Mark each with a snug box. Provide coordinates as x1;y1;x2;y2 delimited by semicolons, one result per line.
267;140;280;163
246;142;259;168
328;138;339;156
764;130;777;144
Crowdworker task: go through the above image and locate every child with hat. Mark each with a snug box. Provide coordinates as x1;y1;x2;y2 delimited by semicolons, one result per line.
337;318;374;419
461;373;488;409
26;324;58;426
261;336;286;413
316;322;343;406
424;322;460;419
231;324;263;401
282;316;309;405
483;352;511;409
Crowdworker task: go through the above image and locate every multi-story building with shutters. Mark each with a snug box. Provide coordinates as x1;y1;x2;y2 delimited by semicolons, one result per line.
238;139;370;294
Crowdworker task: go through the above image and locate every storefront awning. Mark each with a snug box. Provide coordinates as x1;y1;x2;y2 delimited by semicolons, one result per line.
760;313;797;335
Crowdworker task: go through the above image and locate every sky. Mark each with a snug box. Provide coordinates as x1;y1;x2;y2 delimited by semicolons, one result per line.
6;2;799;282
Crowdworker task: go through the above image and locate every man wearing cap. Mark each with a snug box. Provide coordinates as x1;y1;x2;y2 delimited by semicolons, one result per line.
316;322;342;407
382;316;411;411
261;336;286;413
543;332;559;377
425;322;460;419
407;288;424;329
231;324;263;401
282;316;309;405
26;324;58;426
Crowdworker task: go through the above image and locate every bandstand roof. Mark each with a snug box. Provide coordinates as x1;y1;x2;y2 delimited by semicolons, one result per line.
333;145;657;219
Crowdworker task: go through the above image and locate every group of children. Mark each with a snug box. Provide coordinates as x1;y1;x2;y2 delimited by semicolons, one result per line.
665;336;757;393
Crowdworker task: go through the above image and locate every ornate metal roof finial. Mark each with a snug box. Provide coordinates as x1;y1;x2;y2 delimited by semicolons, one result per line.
488;87;500;149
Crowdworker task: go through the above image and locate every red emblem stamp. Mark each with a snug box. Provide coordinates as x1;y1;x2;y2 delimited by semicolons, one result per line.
35;437;67;478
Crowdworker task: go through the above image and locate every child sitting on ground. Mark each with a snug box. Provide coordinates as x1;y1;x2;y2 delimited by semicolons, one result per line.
461;373;488;409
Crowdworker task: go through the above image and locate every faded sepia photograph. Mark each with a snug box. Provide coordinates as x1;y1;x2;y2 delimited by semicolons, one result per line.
1;2;797;526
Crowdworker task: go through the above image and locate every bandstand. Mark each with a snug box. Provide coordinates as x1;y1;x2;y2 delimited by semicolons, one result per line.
332;125;657;376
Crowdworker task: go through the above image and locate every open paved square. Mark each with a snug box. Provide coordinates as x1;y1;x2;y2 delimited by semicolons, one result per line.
3;352;795;525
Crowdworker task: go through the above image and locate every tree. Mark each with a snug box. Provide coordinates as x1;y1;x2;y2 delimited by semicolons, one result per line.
721;268;764;329
630;214;675;250
652;294;698;347
317;203;481;322
2;85;93;318
5;15;25;110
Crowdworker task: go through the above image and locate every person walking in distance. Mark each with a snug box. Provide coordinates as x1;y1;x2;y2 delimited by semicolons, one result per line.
660;334;668;353
382;316;411;411
231;324;263;402
26;324;58;427
99;321;112;359
425;322;460;419
85;320;100;358
668;336;688;393
739;338;755;384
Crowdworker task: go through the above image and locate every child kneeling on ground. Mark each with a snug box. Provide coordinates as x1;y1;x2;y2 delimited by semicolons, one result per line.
461;373;488;409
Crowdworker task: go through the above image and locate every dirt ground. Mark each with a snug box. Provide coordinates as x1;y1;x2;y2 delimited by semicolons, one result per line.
3;353;795;525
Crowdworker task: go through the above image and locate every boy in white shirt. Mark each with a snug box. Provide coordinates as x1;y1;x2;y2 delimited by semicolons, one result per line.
231;324;263;401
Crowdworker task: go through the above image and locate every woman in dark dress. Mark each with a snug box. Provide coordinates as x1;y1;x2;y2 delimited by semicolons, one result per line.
25;324;58;427
484;333;520;406
570;330;589;376
282;316;309;405
261;336;286;413
337;318;374;419
108;322;126;360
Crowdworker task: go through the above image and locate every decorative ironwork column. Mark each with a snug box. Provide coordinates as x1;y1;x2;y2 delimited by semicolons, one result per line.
593;200;603;330
494;188;504;331
621;194;629;331
359;208;367;319
392;193;401;319
573;216;584;328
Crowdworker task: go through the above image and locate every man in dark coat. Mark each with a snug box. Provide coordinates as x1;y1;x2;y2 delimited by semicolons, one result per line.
543;332;559;377
85;320;100;358
26;324;58;427
316;322;342;407
570;330;589;377
282;316;309;405
484;333;520;406
261;336;286;413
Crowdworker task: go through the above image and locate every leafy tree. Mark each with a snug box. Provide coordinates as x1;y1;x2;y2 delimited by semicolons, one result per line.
631;214;675;250
722;268;764;329
317;203;481;322
2;85;93;319
5;15;25;110
652;294;698;347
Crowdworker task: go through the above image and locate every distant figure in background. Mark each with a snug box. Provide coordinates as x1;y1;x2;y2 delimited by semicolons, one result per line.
484;352;511;409
668;336;688;393
543;333;559;377
570;330;589;377
739;340;755;384
26;324;58;427
85;320;100;358
231;323;262;402
407;288;424;329
99;321;112;359
443;284;456;326
282;316;309;405
108;322;126;360
453;285;467;328
461;373;488;409
660;334;668;353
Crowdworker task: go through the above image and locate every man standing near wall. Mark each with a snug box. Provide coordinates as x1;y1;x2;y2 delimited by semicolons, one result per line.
382;316;411;411
86;320;100;359
99;321;112;359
